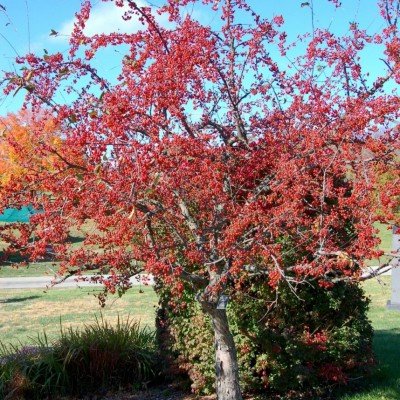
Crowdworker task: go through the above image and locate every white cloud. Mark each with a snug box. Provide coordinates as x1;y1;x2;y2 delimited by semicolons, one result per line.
56;1;167;40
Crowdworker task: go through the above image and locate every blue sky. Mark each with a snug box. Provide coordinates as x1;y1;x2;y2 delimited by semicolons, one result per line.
0;0;388;116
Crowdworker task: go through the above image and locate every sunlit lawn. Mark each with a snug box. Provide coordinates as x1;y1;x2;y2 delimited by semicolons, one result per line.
0;285;158;345
0;261;61;277
365;222;394;266
0;261;98;277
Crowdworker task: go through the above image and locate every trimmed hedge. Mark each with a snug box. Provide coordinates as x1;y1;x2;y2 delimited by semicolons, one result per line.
156;278;374;398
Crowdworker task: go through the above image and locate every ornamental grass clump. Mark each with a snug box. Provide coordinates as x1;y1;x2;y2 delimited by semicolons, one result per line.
0;316;158;399
0;336;67;399
56;315;158;393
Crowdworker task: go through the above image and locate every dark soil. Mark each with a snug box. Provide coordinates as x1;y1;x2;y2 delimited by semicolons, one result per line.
59;384;215;400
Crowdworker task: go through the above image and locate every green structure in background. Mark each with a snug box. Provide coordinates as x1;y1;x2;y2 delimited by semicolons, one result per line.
0;206;37;223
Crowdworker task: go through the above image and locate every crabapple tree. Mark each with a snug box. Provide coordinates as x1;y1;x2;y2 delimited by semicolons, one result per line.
1;0;399;399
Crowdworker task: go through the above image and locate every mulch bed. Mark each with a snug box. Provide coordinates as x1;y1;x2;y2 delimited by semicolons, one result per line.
101;387;198;400
60;384;216;400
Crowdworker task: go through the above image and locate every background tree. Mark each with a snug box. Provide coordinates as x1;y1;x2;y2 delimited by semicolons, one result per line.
1;1;399;399
0;110;62;186
0;110;83;260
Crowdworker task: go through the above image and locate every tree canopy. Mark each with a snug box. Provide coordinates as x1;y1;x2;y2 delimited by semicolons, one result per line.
0;111;62;186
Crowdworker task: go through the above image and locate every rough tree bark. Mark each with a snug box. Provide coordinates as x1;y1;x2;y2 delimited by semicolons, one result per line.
202;304;243;400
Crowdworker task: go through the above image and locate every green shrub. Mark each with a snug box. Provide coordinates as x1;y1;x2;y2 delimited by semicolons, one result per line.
156;278;374;398
0;316;158;399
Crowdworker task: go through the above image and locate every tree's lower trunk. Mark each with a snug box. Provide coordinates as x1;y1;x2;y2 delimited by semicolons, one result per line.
207;307;243;400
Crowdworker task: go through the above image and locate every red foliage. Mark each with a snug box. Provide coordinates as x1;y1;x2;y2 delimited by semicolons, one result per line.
303;328;328;352
319;364;348;384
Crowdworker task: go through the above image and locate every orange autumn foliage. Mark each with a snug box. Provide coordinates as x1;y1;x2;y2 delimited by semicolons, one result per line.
0;111;63;186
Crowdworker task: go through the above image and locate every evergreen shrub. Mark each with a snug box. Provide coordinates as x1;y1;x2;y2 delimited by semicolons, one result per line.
156;278;373;398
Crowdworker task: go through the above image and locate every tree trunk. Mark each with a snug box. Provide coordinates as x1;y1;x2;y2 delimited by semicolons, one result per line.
207;306;243;400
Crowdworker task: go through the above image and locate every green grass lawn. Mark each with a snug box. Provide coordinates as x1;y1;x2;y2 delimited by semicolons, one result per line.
0;262;61;277
0;285;158;345
365;222;394;266
340;276;400;400
0;261;98;277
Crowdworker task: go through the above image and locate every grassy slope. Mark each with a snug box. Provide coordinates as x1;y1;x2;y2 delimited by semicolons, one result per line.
0;262;98;277
0;262;61;277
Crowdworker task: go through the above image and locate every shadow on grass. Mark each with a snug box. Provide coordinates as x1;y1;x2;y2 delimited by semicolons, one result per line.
0;235;83;266
0;295;41;304
0;251;26;265
337;328;400;399
67;235;85;244
0;252;55;265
